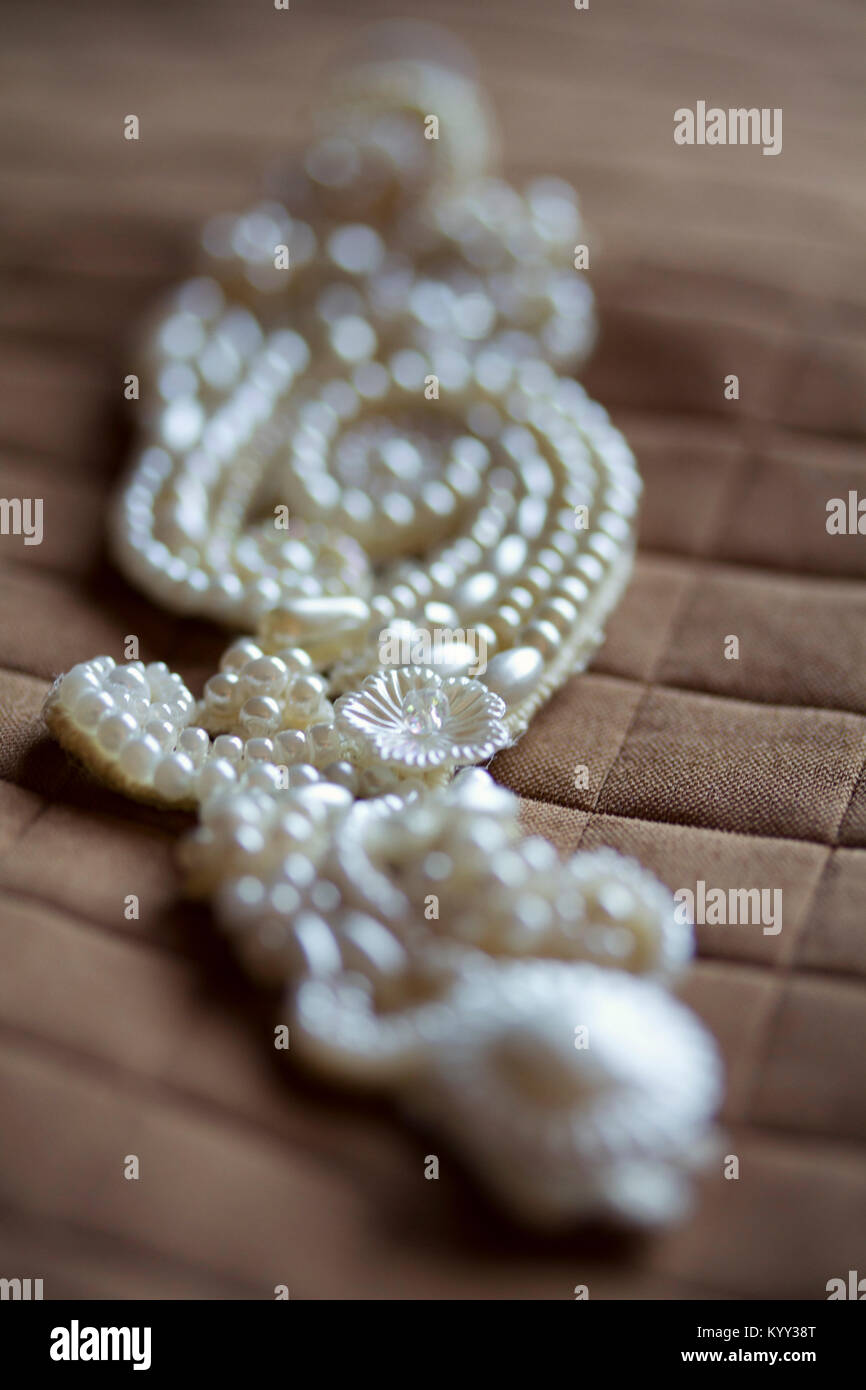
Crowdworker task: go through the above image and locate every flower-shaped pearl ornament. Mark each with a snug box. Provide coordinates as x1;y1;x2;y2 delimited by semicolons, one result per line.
335;666;509;770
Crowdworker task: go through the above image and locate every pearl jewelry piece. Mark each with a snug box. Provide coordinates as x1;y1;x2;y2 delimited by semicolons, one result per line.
42;33;721;1228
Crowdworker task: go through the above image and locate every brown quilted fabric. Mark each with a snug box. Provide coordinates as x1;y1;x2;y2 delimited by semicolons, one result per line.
1;0;864;1299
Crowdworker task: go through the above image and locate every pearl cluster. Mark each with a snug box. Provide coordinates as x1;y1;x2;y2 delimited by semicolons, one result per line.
47;656;202;806
44;648;476;808
179;767;721;1225
45;647;344;810
357;773;693;981
182;767;691;993
41;37;723;1229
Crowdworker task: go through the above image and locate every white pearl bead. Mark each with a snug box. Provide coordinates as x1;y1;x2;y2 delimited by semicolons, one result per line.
241;655;289;697
559;575;590;605
297;782;353;815
389;583;416;613
144;718;176;748
245;763;284;795
203;794;263;832
576;554;604;585
220;639;263;674
509;586;534;613
258;596;370;666
144;660;171;691
275;646;314;674
525;566;553;596
274;809;316;846
493;535;527;578
227;822;266;859
239;696;281;737
599;510;632;543
213;734;244;763
153;752;195;801
244;737;276;763
453;571;497;615
204;672;241;712
537;596;578;634
289;674;327;714
250;577;283;612
483;647;544;707
287;764;320;788
279;850;316;885
73;689;116;729
537;547;564;576
197;758;238;800
426;640;479;678
424;600;460;628
108;686;134;711
107;664;149;696
429;561;457;591
369;595;395;624
523;620;561;660
491;605;522;642
216;874;266;928
522;836;559;872
513;893;553;932
117;734;162;781
60;667;101;710
147;700;174;724
307;722;342;764
96;711;138;754
274;729;308;765
550;530;578;560
322;760;359;793
178;726;210;766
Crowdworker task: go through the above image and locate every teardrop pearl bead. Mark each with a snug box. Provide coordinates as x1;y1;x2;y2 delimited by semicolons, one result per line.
483;647;544;707
258;596;371;665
